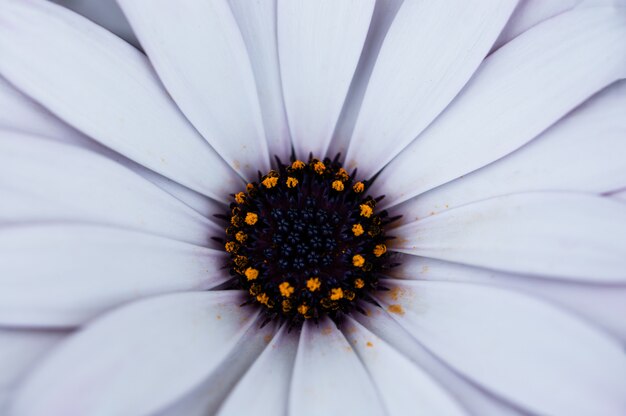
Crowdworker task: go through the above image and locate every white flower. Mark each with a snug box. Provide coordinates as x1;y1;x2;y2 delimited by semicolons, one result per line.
1;0;626;415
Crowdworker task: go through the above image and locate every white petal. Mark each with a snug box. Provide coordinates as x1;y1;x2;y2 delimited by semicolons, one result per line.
345;1;517;176
0;0;239;201
0;76;91;148
377;279;626;416
12;291;270;416
227;0;292;160
374;7;626;207
342;318;467;416
0;329;66;413
0;76;221;215
392;255;626;344
217;324;297;416
328;0;403;158
117;0;271;177
492;0;581;51
392;80;626;221
611;188;626;202
0;132;219;246
355;304;525;416
393;192;626;282
0;224;228;327
52;0;140;48
278;0;375;158
289;319;385;416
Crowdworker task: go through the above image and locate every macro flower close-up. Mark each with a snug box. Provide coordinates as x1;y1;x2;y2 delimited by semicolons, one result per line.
1;0;626;415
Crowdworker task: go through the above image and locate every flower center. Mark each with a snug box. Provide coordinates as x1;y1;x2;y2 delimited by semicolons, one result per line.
220;156;395;327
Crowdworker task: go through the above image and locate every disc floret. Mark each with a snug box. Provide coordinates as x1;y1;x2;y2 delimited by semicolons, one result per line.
219;156;395;326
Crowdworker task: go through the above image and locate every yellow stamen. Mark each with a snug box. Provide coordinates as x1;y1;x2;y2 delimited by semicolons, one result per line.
306;277;321;292
297;304;309;315
249;283;261;296
345;290;356;301
353;182;365;193
244;267;259;281
352;223;364;236
245;212;258;225
354;278;365;289
331;180;344;191
279;281;295;298
234;255;248;267
330;288;344;300
256;293;270;306
291;160;305;170
336;168;349;181
352;254;365;268
235;231;247;243
286;177;299;188
224;241;237;253
313;161;325;174
235;192;246;204
246;183;255;192
261;176;278;188
359;204;373;218
230;215;242;227
282;299;292;312
373;244;387;257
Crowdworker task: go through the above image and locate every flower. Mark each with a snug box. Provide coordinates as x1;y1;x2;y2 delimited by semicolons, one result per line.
1;0;626;415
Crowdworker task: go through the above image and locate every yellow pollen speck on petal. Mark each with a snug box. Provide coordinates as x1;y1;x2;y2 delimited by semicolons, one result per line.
262;176;278;188
330;288;344;300
224;241;237;253
373;244;387;257
336;168;349;181
353;182;365;193
279;281;295;298
291;160;305;170
354;278;365;289
257;293;270;306
313;161;325;174
286;177;299;188
331;180;344;191
352;223;364;236
245;212;258;225
360;204;373;218
235;192;246;204
235;231;247;243
245;267;259;281
352;254;365;268
306;277;321;292
246;183;255;192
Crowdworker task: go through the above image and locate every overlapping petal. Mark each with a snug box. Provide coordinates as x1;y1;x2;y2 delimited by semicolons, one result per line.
117;0;273;177
11;292;271;416
278;0;375;158
217;325;297;416
0;224;228;327
392;255;626;343
377;279;626;416
393;192;626;282
0;0;240;201
392;80;626;221
288;319;385;416
0;132;220;245
374;7;626;207
345;0;518;175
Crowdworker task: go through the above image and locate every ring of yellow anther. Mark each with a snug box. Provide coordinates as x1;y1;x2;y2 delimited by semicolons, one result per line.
219;155;396;327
